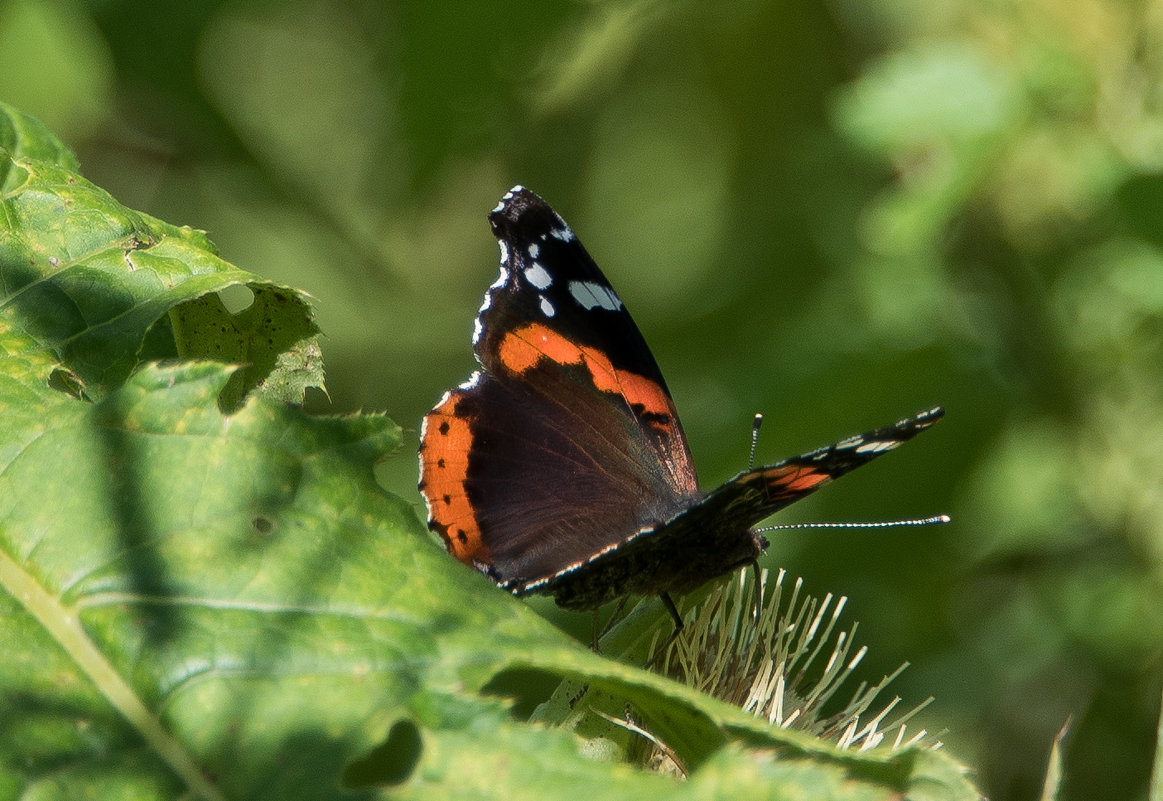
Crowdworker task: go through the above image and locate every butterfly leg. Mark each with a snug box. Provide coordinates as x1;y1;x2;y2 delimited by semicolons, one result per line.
660;593;684;642
750;562;763;623
592;596;631;651
644;593;685;670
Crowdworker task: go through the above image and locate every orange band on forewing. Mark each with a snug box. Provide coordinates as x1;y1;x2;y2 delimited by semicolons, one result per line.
605;362;674;420
419;392;488;564
498;323;580;373
498;323;675;422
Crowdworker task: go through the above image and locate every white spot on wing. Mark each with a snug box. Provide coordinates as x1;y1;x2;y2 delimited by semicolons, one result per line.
855;439;899;454
458;371;482;391
539;295;555;317
494;186;524;212
524;262;552;289
569;279;622;311
528;242;540;258
550;225;574;242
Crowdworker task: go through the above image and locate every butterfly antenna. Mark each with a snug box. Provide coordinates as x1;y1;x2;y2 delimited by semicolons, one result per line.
748;413;764;470
755;515;950;534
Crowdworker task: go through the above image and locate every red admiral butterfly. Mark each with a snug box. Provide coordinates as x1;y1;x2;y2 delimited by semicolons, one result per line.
419;186;942;619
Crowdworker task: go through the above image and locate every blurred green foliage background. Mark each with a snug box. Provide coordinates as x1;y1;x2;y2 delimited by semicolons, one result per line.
3;0;1161;798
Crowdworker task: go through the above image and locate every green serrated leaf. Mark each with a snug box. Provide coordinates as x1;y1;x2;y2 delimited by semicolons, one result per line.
0;101;323;405
0;360;413;799
169;285;323;409
0;99;79;186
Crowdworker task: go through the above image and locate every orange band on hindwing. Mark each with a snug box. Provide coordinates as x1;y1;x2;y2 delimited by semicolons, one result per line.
418;389;489;565
763;464;832;498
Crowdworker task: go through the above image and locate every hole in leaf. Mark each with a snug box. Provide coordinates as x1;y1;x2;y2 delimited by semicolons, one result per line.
47;367;87;400
250;514;276;535
218;284;255;314
342;719;422;788
303;384;331;412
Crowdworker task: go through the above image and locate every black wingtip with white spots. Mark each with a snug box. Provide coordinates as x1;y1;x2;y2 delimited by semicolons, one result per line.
797;405;943;468
897;406;944;437
488;186;576;244
902;405;944;431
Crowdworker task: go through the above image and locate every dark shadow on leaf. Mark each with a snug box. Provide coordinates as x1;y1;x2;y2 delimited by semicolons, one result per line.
0;688;182;789
481;666;567;720
94;391;179;646
209;725;383;799
341;719;423;789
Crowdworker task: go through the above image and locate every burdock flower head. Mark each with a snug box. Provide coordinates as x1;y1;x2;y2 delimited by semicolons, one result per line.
649;567;939;754
530;567;942;777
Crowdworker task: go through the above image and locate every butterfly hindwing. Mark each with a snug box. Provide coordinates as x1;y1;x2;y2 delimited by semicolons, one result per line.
519;406;945;609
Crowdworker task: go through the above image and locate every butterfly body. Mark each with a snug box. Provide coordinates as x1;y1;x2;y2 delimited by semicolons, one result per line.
418;186;941;611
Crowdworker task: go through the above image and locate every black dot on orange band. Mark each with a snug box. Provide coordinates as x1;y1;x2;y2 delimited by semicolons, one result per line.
439;421;450;435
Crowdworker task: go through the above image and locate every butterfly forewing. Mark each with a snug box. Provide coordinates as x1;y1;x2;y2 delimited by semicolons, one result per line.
478;187;698;497
420;187;699;586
